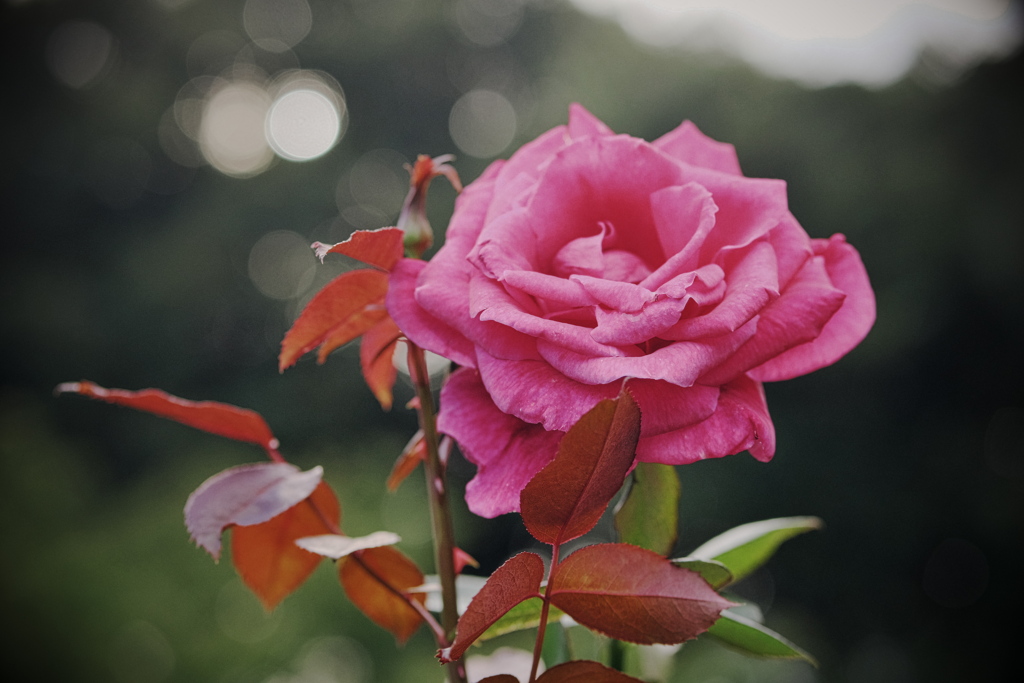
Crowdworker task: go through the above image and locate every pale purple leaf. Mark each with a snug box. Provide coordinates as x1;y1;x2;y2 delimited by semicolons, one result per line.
295;531;402;559
184;463;323;560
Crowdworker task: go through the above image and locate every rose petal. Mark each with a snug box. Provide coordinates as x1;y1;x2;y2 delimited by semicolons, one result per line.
552;228;606;278
749;234;875;382
488;127;568;218
654;119;743;175
628;380;720;436
692;171;789;265
636;376;775;464
522;136;688;272
473;273;634;359
503;270;597;309
699;252;847;385
469;206;540;279
571;275;656;312
591;296;693;346
661;240;780;340
568;103;616;139
387;258;477;368
644;183;719;283
765;214;814;289
476;349;619;432
438;368;563;517
538;318;757;386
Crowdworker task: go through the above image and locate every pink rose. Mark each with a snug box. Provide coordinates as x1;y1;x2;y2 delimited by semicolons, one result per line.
388;105;875;518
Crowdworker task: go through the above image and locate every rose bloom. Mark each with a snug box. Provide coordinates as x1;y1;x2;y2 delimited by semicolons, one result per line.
388;105;875;517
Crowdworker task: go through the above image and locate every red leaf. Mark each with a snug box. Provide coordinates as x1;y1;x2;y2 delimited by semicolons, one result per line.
521;389;641;546
360;316;401;410
55;381;278;452
477;677;520;683
232;482;340;610
312;227;404;271
339;545;426;644
184;463;323;560
386;430;426;492
537;661;644;682
316;305;389;365
549;544;733;645
439;552;545;663
279;269;390;371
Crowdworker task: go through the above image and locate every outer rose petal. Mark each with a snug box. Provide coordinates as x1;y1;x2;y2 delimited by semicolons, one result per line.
438;368;563;517
654;119;743;175
387;258;476;368
749;234;876;381
636;376;775;464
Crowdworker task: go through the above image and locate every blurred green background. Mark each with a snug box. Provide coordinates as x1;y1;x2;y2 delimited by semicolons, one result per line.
2;1;1022;681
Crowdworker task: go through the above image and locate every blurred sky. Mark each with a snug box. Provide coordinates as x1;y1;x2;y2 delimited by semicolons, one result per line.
571;0;1021;85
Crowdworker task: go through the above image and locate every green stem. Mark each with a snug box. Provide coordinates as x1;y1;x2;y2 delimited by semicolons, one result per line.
408;342;466;683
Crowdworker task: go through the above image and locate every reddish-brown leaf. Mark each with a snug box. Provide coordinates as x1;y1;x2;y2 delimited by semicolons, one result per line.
55;381;278;451
521;389;641;546
184;463;323;560
549;544;733;645
339;545;426;644
279;269;390;371
537;661;644;682
360;316;401;410
439;552;545;663
387;430;426;492
476;677;520;683
312;227;404;271
232;481;340;610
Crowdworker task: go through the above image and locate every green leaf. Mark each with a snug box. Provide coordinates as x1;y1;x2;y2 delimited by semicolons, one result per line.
690;516;823;585
480;597;566;641
542;620;570;668
707;610;817;665
670;557;733;590
614;462;680;556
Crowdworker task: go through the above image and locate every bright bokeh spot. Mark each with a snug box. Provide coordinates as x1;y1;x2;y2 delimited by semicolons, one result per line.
266;90;341;161
248;230;317;300
46;20;115;89
199;81;274;177
243;0;313;53
449;89;517;158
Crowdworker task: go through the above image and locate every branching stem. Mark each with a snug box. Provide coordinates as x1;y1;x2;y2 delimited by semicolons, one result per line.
408;342;466;683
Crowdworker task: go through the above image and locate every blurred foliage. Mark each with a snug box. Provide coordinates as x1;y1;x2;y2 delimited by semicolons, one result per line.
2;0;1022;681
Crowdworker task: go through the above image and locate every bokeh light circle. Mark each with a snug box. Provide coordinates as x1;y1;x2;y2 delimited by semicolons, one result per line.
198;81;274;177
46;20;115;89
266;90;341;161
448;89;517;158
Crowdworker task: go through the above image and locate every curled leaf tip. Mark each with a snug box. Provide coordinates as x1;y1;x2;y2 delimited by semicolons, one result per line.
311;241;330;263
53;381;81;396
437;647;453;664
